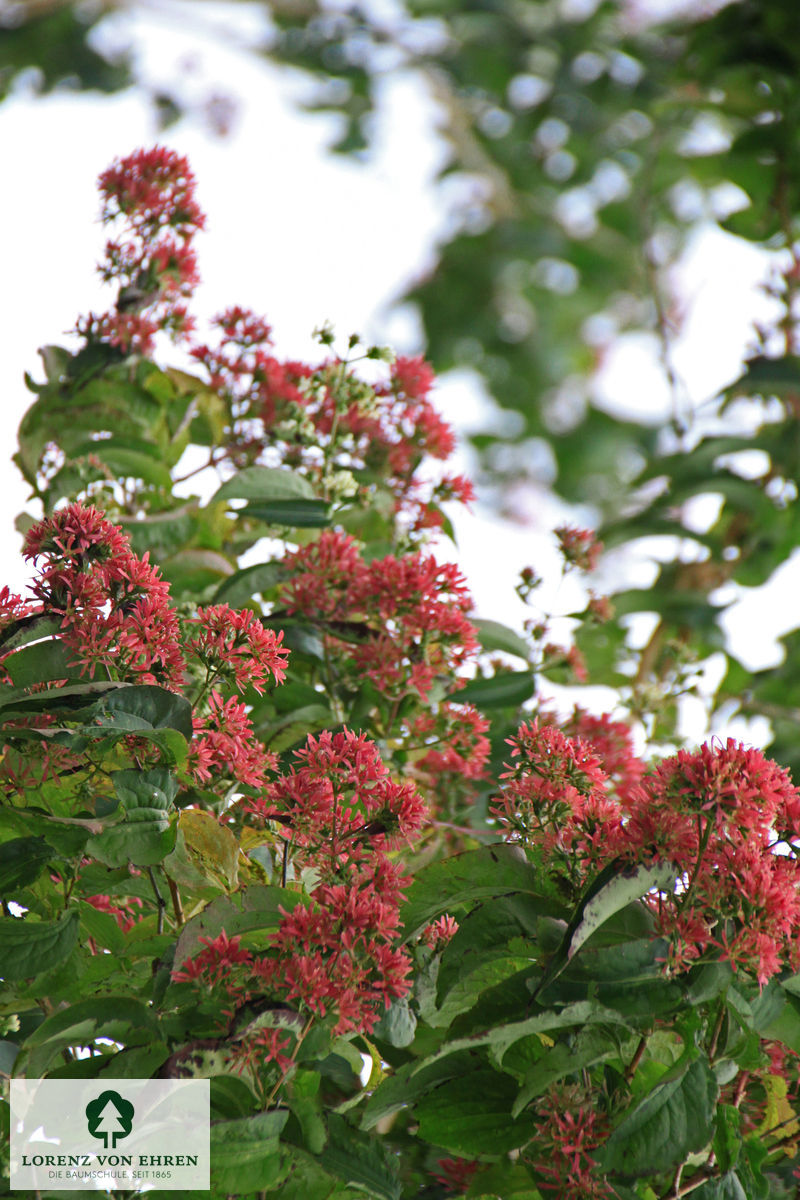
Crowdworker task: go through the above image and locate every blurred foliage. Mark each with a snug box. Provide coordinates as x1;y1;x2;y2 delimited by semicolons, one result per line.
9;0;800;758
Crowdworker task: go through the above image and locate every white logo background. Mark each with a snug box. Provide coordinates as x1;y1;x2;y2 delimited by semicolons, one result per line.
11;1079;209;1192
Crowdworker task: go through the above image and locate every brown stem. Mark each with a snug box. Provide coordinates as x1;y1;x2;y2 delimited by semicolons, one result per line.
707;1002;726;1061
733;1071;748;1108
167;876;185;926
148;867;167;935
658;1163;684;1200
625;1034;648;1083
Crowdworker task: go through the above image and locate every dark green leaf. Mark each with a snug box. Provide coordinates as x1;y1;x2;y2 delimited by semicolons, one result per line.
533;858;676;997
212;466;316;504
415;1068;527;1155
0;910;79;981
453;670;535;708
243;499;331;527
400;844;564;940
511;1025;632;1116
212;560;285;605
473;619;530;660
372;996;417;1048
0;835;53;893
3;638;75;687
713;1104;742;1175
313;1113;401;1200
99;685;193;741
691;1173;748;1200
211;1110;288;1192
600;1057;718;1178
85;807;176;868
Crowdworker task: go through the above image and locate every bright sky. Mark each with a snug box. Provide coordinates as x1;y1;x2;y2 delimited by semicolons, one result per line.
1;2;792;742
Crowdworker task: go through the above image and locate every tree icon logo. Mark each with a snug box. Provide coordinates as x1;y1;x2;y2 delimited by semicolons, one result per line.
85;1089;135;1149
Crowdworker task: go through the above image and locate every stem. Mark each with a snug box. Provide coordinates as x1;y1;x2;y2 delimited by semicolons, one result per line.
625;1034;648;1082
172;449;222;484
263;1015;315;1109
148;867;167;935
679;814;714;913
733;1072;748;1108
431;818;496;842
658;1162;684;1200
707;1001;726;1061
167;875;185;926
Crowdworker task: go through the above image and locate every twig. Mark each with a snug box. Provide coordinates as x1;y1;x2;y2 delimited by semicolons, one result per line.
148;867;167;935
625;1034;648;1082
167;876;185;926
707;1002;726;1061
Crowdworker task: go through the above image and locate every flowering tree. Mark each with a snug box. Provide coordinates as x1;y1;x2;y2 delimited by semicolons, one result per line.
2;147;800;1200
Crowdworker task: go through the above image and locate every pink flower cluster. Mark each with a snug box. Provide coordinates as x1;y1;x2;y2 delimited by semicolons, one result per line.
491;719;617;889
0;503;287;797
493;721;800;986
185;604;288;695
529;1087;613;1199
187;690;277;789
283;531;478;699
191;307;470;530
623;739;800;982
85;893;144;934
177;730;428;1037
409;702;490;781
554;524;603;572
23;501;185;688
80;146;205;353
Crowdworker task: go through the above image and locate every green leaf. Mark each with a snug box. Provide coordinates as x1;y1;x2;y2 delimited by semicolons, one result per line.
160;549;234;594
713;1104;742;1175
372;996;417;1048
0;1040;20;1076
600;1056;718;1178
533;858;677;997
3;638;75;687
511;1024;632;1117
436;895;552;1005
23;996;159;1078
472;619;530;660
415;1067;527;1155
414;1000;631;1077
210;1110;289;1192
0;910;79;981
0;835;53;893
99;685;193;741
723;355;800;402
400;844;564;940
86;808;176;869
71;440;173;489
0;679;124;717
452;670;535;708
289;1070;327;1155
257;703;335;754
756;991;800;1053
313;1112;401;1200
0;614;59;654
211;466;316;504
171;885;303;969
243;499;331;527
690;1173;748;1200
212;560;285;605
